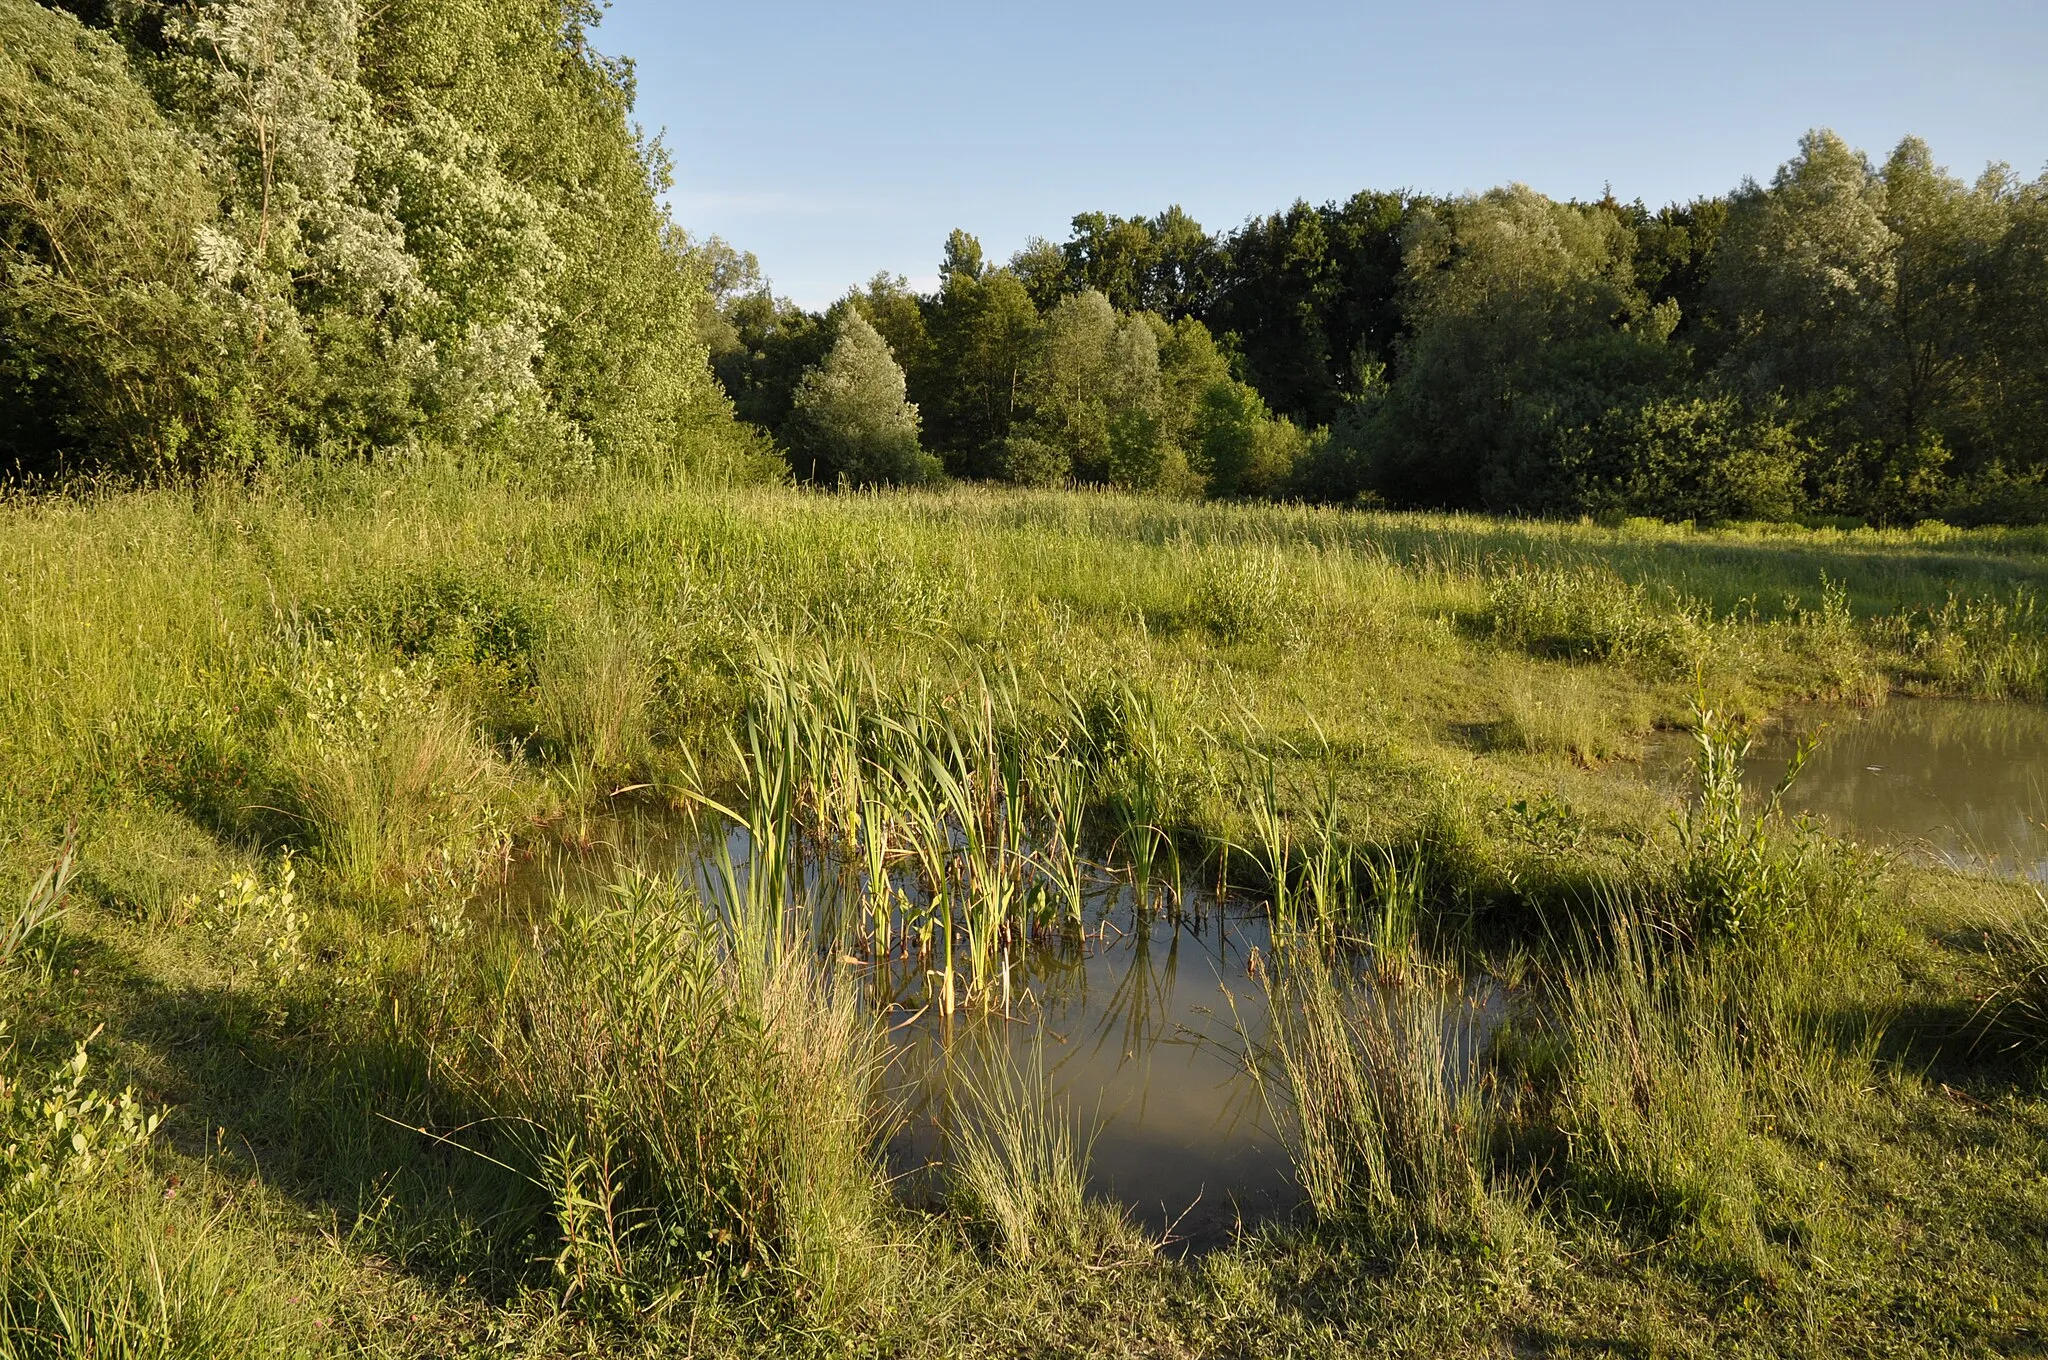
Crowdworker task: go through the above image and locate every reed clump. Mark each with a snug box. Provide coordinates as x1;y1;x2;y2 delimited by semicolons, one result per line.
694;652;1189;1013
948;1043;1138;1264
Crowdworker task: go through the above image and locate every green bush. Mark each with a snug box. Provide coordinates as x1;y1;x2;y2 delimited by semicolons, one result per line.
1575;395;1809;524
997;434;1071;488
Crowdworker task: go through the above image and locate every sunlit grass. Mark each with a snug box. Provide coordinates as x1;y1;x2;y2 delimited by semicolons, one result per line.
5;467;2048;1356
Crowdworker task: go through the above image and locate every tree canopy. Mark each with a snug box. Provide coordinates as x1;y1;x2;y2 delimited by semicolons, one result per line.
8;12;2045;526
711;127;2047;522
1;0;760;480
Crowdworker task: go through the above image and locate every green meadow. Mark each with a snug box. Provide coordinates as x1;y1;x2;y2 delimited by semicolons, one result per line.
4;465;2048;1357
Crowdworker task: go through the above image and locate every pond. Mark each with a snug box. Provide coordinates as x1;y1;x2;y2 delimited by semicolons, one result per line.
1641;698;2048;880
883;889;1293;1247
503;819;1502;1249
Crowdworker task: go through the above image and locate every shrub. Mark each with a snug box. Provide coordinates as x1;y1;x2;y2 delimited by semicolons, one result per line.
1188;547;1293;644
996;434;1070;488
1568;395;1809;523
786;312;935;486
1672;699;1819;941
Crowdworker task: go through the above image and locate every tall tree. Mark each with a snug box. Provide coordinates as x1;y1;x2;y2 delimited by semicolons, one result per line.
923;234;1038;469
1376;184;1672;509
0;0;232;473
785;310;931;485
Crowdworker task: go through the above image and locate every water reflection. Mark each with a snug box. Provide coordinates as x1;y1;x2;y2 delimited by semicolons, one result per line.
498;815;1508;1248
884;895;1293;1247
1642;699;2048;879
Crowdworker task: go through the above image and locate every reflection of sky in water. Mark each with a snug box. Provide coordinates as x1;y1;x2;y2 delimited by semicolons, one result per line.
1643;700;2048;880
505;826;1500;1249
886;899;1295;1248
884;900;1506;1249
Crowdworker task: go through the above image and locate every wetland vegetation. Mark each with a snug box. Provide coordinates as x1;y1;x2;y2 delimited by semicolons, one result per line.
7;471;2048;1356
7;1;2048;1353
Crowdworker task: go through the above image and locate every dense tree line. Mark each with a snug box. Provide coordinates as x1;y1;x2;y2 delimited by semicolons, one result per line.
0;0;764;480
710;132;2048;523
8;5;2042;527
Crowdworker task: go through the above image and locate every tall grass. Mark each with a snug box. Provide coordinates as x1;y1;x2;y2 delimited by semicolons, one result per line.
3;468;2043;1353
1977;891;2048;1055
1548;903;1772;1254
0;1174;344;1360
947;1042;1129;1262
1260;951;1491;1237
283;649;510;901
447;868;886;1321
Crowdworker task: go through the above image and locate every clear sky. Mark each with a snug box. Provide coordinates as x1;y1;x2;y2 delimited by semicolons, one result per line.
591;0;2048;309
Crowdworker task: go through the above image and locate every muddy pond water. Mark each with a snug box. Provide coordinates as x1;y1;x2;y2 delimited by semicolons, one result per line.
503;821;1502;1248
1640;698;2048;880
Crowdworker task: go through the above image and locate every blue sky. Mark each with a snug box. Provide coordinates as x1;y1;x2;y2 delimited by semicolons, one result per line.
593;1;2048;309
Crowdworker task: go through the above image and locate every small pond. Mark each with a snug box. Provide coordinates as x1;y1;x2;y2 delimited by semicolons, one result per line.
1640;698;2048;880
503;821;1502;1249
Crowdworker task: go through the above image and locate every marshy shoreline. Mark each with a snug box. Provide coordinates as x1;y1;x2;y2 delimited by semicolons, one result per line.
4;467;2047;1357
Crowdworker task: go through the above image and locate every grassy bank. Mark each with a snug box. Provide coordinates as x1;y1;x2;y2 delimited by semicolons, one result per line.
3;466;2048;1357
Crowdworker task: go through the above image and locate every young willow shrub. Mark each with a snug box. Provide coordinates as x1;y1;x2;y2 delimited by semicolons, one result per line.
454;870;884;1318
1672;697;1833;942
0;1026;163;1203
1187;544;1304;645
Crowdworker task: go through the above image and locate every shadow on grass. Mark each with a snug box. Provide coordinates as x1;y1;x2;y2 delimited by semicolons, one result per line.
54;927;549;1304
